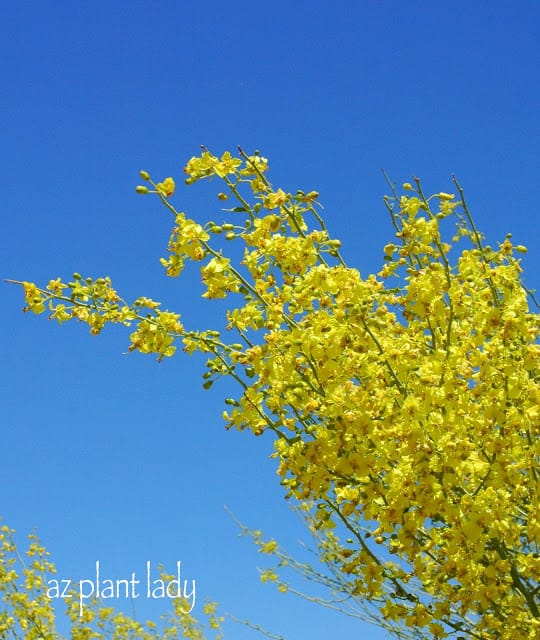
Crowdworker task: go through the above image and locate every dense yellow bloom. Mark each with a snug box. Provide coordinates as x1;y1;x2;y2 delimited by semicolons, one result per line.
13;149;540;640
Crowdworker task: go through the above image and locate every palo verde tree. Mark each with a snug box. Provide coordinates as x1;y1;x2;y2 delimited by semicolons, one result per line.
6;148;539;640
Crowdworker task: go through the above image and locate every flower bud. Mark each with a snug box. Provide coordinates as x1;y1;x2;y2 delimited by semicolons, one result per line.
136;185;149;194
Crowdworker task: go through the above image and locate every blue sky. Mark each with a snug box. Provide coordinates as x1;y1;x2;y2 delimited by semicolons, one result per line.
2;1;539;638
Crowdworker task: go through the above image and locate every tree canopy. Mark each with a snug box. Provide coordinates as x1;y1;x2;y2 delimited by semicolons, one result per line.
5;148;539;640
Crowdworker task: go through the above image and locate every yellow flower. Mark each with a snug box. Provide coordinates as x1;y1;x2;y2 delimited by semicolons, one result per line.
260;539;278;554
214;151;242;178
156;176;175;197
22;282;46;314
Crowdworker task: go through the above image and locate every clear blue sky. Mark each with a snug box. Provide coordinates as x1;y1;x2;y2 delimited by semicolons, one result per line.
2;1;539;638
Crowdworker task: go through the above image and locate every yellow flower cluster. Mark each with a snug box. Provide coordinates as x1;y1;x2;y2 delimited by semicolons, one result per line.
0;525;56;639
161;213;210;277
16;275;185;360
15;150;539;639
184;150;267;185
0;523;225;639
201;256;240;299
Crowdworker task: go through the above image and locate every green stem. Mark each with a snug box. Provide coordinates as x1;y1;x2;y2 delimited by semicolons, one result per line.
452;176;500;307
